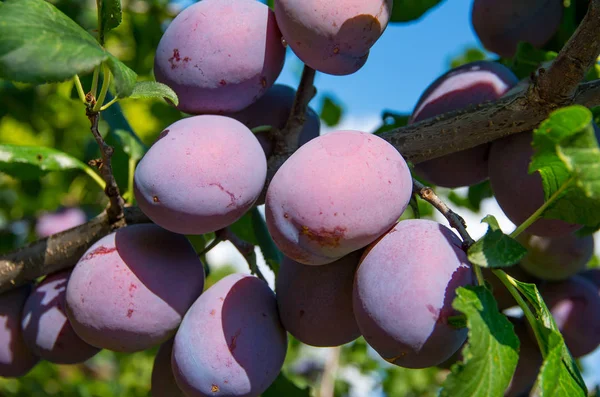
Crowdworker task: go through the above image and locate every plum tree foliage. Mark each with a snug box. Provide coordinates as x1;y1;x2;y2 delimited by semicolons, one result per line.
0;0;599;396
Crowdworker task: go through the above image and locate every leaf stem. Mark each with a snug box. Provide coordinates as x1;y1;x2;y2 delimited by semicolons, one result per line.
94;65;111;112
73;75;86;104
251;125;273;134
492;269;547;359
510;176;576;239
126;157;136;205
473;265;485;287
82;164;107;190
91;67;100;98
99;97;119;111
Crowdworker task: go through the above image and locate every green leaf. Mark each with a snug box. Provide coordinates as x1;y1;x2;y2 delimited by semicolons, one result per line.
0;0;107;83
535;330;586;397
510;42;557;80
251;208;283;276
261;373;311;397
509;278;587;395
467;215;527;268
390;0;444;23
98;0;122;40
373;111;410;135
130;81;179;106
441;286;519;397
530;105;600;226
106;55;137;98
0;144;95;180
112;129;147;162
319;95;343;127
449;47;487;69
229;212;260;246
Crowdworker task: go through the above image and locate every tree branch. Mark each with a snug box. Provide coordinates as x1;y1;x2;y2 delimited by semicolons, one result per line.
0;207;150;294
535;0;600;105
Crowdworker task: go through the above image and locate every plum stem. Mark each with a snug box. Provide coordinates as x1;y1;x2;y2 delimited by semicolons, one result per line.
509;176;576;239
197;233;224;257
492;269;548;360
221;228;267;283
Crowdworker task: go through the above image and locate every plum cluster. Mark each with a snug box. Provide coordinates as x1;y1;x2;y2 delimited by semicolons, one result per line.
3;1;599;396
153;0;392;116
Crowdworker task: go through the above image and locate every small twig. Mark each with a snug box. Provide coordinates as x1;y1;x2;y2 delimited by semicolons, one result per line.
261;65;316;202
86;108;125;226
413;179;475;248
221;228;267;282
412;179;485;285
197;231;225;257
276;65;317;153
319;346;341;397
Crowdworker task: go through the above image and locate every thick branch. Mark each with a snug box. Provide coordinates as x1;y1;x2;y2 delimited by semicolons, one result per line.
86;109;125;226
0;207;150;294
535;0;600;105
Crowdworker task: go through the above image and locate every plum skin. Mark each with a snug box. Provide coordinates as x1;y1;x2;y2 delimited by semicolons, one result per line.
274;0;393;75
65;224;205;352
172;274;287;397
265;130;412;266
353;219;474;369
35;207;86;238
154;0;285;114
21;270;100;364
488;132;582;237
152;338;185;397
134;115;267;235
276;251;362;347
539;276;600;358
0;285;39;378
517;233;594;281
410;61;518;188
471;0;563;58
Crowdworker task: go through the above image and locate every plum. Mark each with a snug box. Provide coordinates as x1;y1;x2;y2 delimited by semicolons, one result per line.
154;0;285;114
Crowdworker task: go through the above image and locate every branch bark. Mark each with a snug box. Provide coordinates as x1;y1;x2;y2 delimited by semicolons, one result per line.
2;1;600;293
0;207;150;294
